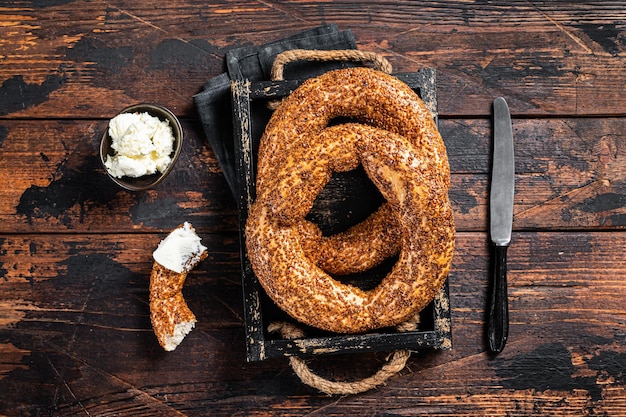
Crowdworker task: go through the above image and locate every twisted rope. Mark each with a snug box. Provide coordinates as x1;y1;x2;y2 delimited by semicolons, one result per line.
270;49;392;80
267;49;392;110
268;320;414;396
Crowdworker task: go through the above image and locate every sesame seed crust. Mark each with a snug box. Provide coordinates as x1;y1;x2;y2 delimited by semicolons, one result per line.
246;67;455;334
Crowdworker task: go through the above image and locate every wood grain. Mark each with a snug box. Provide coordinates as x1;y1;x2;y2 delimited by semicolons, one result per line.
0;232;624;415
1;117;623;233
0;1;625;118
0;1;625;415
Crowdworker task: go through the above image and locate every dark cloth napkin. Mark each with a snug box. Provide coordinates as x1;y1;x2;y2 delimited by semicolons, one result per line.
193;24;357;199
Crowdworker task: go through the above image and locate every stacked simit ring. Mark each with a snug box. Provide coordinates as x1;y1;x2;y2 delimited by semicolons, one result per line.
245;67;455;334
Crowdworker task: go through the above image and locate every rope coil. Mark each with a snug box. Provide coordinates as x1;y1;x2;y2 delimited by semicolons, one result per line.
270;49;392;81
267;49;392;110
269;322;411;396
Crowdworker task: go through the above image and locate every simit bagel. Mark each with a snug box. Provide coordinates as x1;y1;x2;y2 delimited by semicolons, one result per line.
246;67;454;333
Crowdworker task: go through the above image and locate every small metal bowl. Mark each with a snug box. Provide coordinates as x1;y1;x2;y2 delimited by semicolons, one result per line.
100;103;183;191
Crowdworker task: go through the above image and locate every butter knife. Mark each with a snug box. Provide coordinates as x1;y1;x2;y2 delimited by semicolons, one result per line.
487;97;515;353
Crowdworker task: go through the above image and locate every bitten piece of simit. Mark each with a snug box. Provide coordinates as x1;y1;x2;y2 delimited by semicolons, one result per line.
149;222;207;351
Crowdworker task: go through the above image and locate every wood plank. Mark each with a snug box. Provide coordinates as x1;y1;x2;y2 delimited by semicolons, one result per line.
1;1;625;415
444;117;626;230
0;119;239;233
0;231;624;415
1;117;624;233
0;2;624;118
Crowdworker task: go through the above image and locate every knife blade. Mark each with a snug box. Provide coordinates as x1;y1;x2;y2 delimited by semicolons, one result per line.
487;97;515;354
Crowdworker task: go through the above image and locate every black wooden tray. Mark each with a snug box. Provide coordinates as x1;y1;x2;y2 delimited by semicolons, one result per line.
231;69;452;362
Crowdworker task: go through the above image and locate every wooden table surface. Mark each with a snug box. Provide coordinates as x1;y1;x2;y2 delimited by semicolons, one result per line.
1;2;625;416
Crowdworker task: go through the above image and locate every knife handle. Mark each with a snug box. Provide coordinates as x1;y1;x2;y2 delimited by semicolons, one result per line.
487;244;509;353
